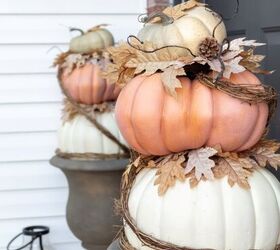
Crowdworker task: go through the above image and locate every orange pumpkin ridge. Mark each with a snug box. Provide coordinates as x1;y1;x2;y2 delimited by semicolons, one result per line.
116;76;149;155
115;71;268;155
61;63;120;105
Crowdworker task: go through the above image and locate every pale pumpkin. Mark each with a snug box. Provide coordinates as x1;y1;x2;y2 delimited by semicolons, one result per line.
138;6;227;58
115;71;268;155
58;113;126;155
61;63;120;105
70;26;114;54
124;167;280;250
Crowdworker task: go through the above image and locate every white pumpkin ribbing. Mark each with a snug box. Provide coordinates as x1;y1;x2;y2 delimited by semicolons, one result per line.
58;112;126;154
124;168;280;250
138;7;227;58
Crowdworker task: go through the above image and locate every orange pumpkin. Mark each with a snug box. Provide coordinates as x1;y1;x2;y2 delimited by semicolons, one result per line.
61;63;120;105
115;71;268;155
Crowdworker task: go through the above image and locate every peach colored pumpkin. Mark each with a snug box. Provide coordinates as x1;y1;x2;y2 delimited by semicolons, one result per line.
115;71;268;155
61;63;120;105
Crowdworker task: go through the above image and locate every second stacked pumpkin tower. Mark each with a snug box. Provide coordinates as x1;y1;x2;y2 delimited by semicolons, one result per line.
106;1;280;249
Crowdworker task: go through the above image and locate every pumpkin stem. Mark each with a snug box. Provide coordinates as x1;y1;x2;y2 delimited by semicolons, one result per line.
143;12;174;26
69;27;85;35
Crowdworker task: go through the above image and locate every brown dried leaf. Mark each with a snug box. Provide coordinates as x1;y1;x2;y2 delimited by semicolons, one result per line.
146;160;157;168
59;53;91;74
214;157;254;189
161;0;205;21
87;24;109;32
154;155;186;196
101;63;119;84
122;156;143;186
251;140;280;169
107;42;136;66
239;48;273;75
105;43;137;85
53;51;71;67
185;147;218;181
122;165;133;187
185;170;200;188
240;59;273;75
124;40;189;74
62;98;78;123
160;66;185;98
126;60;176;75
132;156;141;168
119;67;136;86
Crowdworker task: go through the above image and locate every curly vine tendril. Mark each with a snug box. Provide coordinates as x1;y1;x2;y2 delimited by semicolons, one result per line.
126;35;197;58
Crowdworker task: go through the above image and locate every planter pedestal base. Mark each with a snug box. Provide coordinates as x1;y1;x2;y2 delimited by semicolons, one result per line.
50;156;128;250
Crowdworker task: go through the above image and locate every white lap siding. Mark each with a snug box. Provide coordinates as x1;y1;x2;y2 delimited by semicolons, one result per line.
0;0;146;249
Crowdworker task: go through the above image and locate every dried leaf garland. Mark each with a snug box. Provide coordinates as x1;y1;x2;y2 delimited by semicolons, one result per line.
123;140;280;195
53;50;109;75
61;54;89;74
122;154;156;187
154;154;186;195
104;37;271;99
62;98;114;123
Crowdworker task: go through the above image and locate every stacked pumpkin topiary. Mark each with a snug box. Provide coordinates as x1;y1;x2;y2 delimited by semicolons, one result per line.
51;25;129;249
54;25;128;159
105;1;280;249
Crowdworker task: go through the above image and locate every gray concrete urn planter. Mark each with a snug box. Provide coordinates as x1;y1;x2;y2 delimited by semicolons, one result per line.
50;156;128;250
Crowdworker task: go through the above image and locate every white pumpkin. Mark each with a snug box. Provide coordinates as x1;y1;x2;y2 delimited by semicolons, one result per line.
138;6;227;58
58;113;126;155
124;168;280;250
70;27;114;54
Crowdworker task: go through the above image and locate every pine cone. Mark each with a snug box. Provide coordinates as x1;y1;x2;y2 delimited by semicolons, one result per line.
198;37;220;60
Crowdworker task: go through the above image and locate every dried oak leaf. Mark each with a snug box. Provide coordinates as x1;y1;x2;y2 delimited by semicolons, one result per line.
240;49;273;75
185;147;218;181
161;66;186;98
122;156;142;187
154;155;186;196
61;54;89;75
106;43;137;85
185;169;207;188
250;140;280;169
107;42;136;66
226;38;265;51
101;63;119;84
125;40;189;76
126;60;176;76
53;51;71;67
161;0;205;22
214;157;255;189
223;56;246;79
